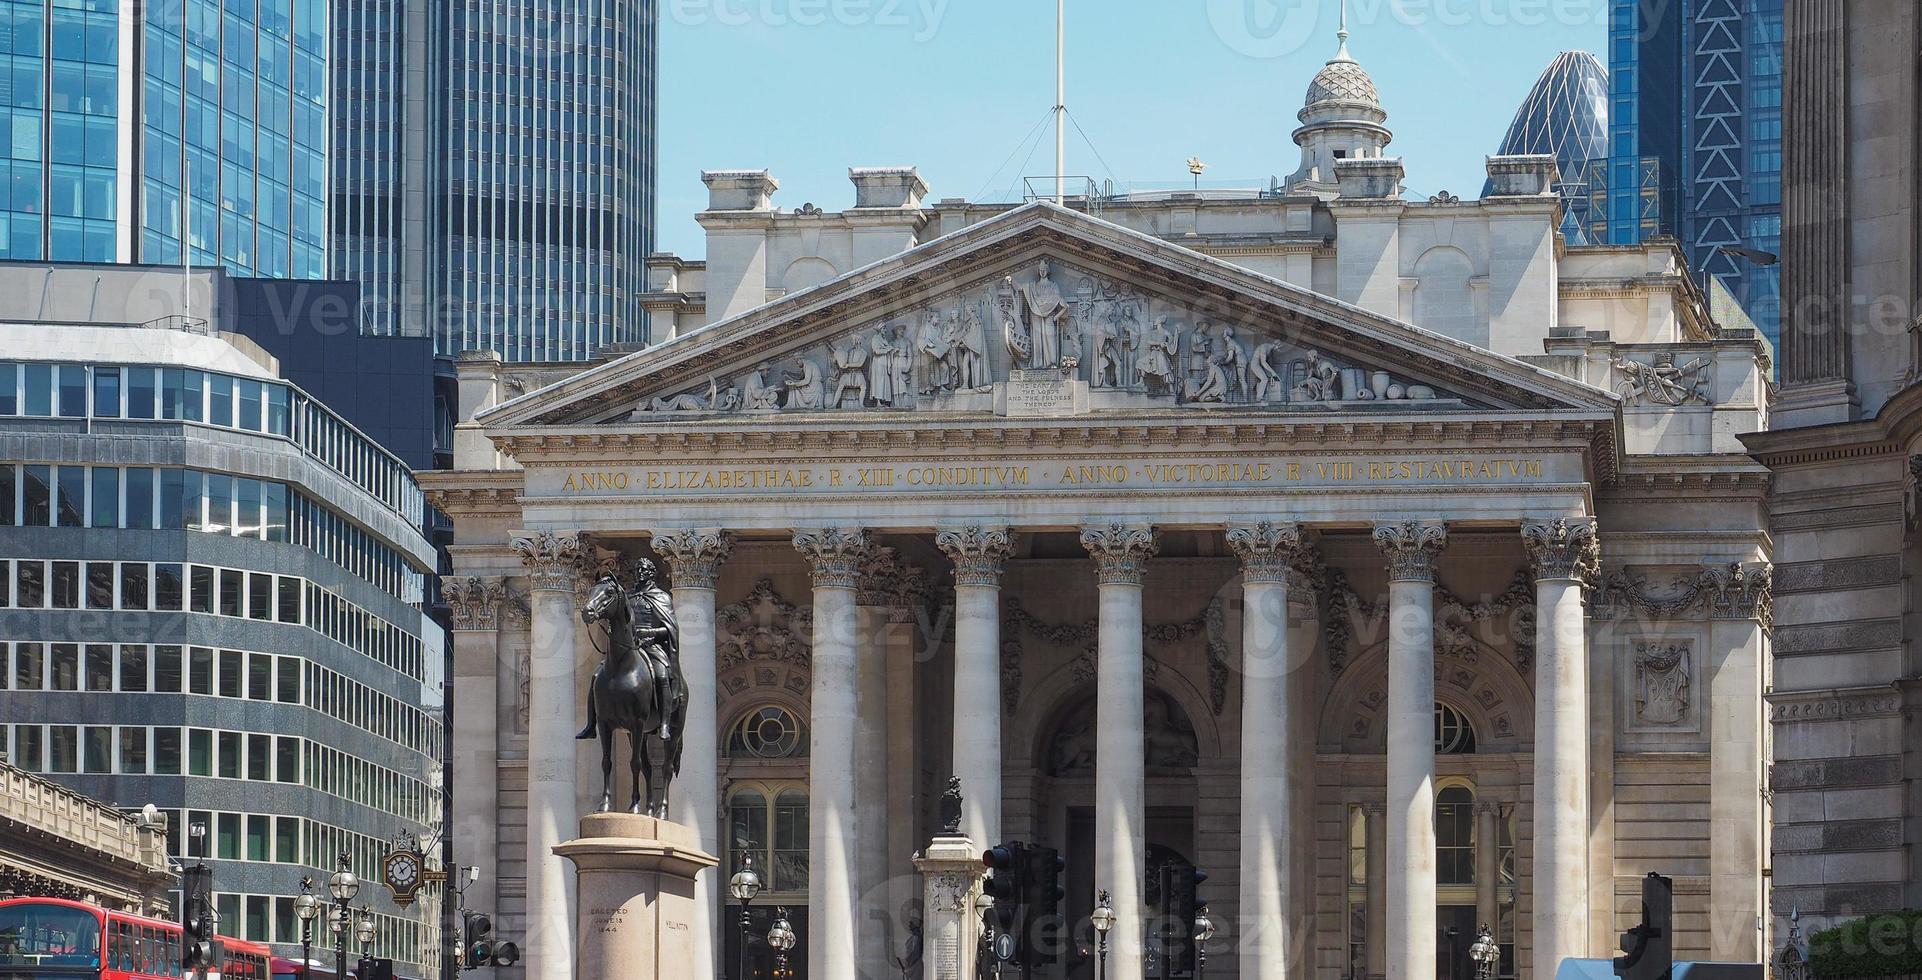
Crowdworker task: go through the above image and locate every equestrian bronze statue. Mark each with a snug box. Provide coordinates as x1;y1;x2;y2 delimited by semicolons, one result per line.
576;557;689;816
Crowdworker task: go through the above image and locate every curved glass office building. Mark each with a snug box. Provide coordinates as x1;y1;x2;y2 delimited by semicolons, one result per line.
1485;50;1609;242
0;318;443;975
0;0;328;276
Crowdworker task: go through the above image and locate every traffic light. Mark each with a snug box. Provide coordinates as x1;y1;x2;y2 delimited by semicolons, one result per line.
490;941;520;968
1022;846;1066;968
980;842;1027;940
1613;872;1673;980
180;864;217;972
462;912;494;970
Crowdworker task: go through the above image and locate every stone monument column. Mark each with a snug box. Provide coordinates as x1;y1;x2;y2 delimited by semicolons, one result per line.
1522;519;1598;978
554;814;719;980
935;525;1014;843
511;530;587;980
646;527;733;976
1372;520;1446;980
794;526;870;980
1474;802;1500;934
916;830;985;980
1227;521;1306;980
1363;803;1387;980
1079;521;1159;980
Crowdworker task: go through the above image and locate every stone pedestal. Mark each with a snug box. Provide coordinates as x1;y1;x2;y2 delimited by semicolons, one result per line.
554;813;720;980
915;835;984;980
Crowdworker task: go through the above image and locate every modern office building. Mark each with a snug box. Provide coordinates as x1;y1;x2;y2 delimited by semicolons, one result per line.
0;316;446;975
1602;0;1783;346
0;0;328;276
1485;51;1609;243
437;0;658;361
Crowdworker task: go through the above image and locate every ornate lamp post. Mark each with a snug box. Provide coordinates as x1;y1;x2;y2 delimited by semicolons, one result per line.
728;854;762;980
328;853;361;980
356;910;377;968
293;878;319;980
974;893;996;979
1192;904;1216;980
1090;890;1115;980
767;908;796;979
1469;924;1500;980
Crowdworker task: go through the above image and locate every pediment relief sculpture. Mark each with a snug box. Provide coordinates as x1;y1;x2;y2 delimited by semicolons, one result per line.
626;257;1464;419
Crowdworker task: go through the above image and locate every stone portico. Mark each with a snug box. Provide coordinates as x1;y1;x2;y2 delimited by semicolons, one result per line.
425;203;1771;980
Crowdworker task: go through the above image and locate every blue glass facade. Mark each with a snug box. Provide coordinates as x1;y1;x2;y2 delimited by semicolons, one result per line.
439;0;657;360
1488;51;1610;243
0;0;326;275
1604;0;1782;345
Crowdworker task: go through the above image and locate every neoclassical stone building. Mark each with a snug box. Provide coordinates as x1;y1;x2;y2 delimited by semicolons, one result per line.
424;31;1773;980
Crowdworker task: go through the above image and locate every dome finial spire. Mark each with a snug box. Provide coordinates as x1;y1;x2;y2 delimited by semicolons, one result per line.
1334;0;1354;61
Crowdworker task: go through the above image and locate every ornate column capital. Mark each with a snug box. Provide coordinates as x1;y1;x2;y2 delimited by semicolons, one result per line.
1697;561;1773;627
1079;522;1159;586
936;525;1014;588
1360;801;1386;817
1372;521;1448;582
793;526;871;590
1474;801;1503;817
1225;521;1310;585
1522;518;1600;584
648;528;734;590
441;575;508;630
511;530;586;592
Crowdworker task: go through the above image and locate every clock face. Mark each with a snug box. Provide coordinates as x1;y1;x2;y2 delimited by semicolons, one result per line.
386;853;421;889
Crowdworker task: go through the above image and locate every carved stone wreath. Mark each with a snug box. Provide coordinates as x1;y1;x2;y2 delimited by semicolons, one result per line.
718;577;815;670
1317;566;1537;676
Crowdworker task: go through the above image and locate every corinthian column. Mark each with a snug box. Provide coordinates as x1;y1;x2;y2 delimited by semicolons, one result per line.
1079;521;1158;980
1226;521;1307;980
1372;520;1446;980
510;530;586;980
1523;518;1598;978
935;525;1014;844
442;575;506;980
646;527;732;976
794;526;870;980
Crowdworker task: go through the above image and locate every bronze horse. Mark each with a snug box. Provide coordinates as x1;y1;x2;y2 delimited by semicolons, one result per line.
577;566;688;816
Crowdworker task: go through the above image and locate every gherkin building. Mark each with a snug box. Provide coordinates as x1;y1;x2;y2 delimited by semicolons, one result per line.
1483;51;1609;243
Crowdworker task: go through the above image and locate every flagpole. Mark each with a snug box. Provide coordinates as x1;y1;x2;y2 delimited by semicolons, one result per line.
1054;0;1065;204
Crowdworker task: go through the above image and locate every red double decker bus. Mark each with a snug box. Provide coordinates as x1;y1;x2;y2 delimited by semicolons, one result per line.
0;897;271;980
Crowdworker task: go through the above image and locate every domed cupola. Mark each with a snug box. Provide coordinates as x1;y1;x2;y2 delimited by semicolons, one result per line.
1286;11;1393;196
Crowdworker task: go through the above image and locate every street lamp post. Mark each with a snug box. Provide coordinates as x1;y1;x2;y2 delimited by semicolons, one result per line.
1090;890;1115;980
294;878;319;980
356;910;377;977
766;908;795;979
1469;924;1500;980
328;853;361;980
727;854;762;980
1192;904;1215;980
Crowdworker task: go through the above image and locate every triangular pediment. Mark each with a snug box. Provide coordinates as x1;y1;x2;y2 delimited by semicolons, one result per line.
480;203;1616;428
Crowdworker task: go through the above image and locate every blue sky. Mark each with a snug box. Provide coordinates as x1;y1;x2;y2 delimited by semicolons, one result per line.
654;0;1609;256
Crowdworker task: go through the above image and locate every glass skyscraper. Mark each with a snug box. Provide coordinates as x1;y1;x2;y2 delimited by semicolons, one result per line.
438;0;657;360
1487;51;1610;244
1603;0;1782;345
0;0;328;276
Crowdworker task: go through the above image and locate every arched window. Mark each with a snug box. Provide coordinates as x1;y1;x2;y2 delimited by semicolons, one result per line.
1434;702;1477;754
727;705;808;759
1436;785;1476;885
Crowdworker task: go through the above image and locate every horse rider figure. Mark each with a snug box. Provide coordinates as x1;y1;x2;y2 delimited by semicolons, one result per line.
576;557;679;745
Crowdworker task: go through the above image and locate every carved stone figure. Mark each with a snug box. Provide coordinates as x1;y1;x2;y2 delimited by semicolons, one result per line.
783;357;824;410
1137;316;1177;394
830;335;869;408
1095;301;1139;389
947;305;990;390
742;368;781;411
642;375;739;415
889;325;913;402
1614;353;1711;406
1251;340;1284;402
1293;349;1342;401
915;308;953;393
867;326;901;405
1010;260;1071;370
1184;321;1215;400
575;560;688;816
1634;641;1691;725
